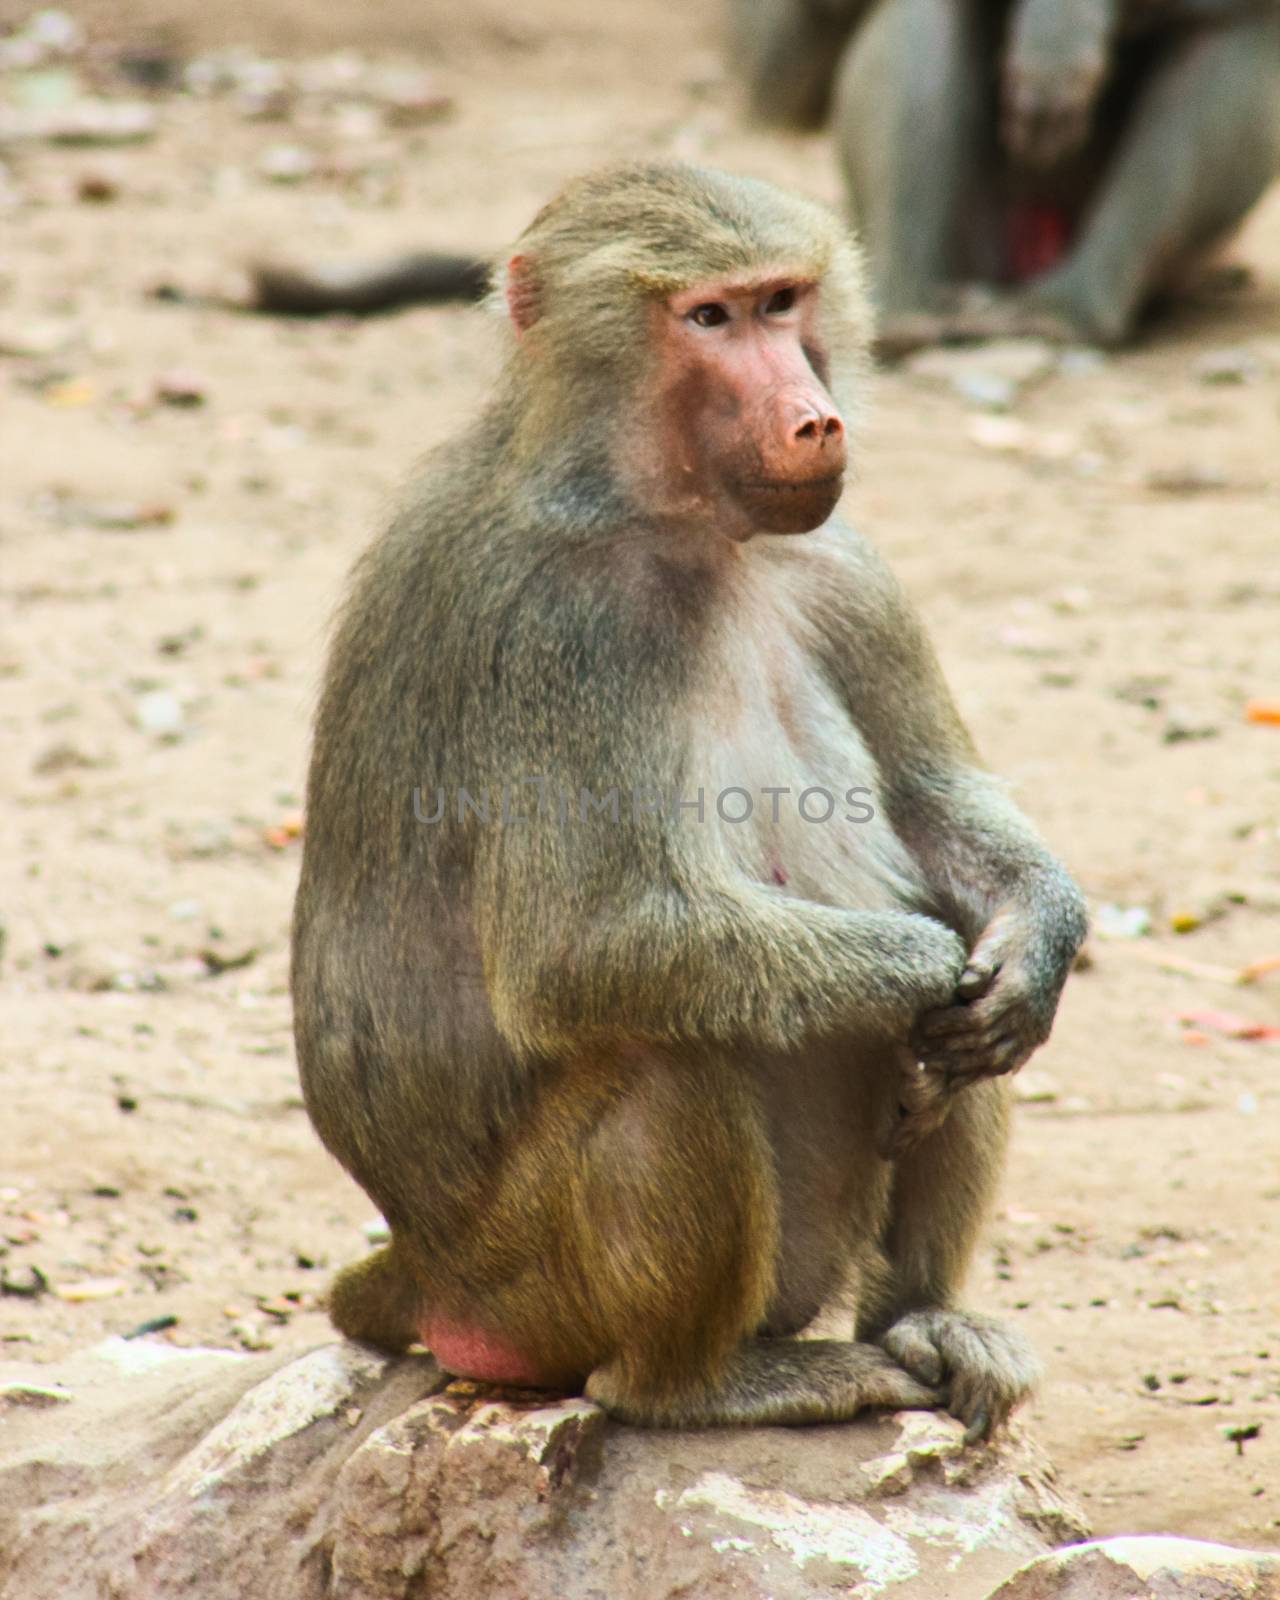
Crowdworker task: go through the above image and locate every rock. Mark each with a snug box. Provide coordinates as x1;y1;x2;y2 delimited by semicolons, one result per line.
906;339;1057;406
0;1338;1089;1599
1145;463;1231;495
1093;903;1152;940
989;1535;1280;1598
0;100;156;147
135;689;184;738
257;143;316;183
153;368;208;407
955;371;1019;412
1193;347;1266;386
0;317;79;358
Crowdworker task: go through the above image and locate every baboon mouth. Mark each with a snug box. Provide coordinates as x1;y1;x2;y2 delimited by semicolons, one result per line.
740;474;844;494
734;473;845;533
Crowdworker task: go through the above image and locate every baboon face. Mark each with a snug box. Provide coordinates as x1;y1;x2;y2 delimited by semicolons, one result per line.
652;275;847;539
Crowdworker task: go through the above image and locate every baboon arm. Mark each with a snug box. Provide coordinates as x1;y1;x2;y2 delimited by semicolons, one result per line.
470;780;960;1056
473;829;963;1059
807;531;1087;951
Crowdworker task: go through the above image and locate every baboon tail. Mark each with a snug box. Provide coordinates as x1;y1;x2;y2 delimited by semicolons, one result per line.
250;250;489;315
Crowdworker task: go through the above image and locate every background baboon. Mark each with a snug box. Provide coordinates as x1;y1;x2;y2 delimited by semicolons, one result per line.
291;161;1085;1434
835;0;1280;347
250;1;1280;344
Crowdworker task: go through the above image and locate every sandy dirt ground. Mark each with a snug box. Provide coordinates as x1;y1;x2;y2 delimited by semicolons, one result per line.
2;0;1279;1554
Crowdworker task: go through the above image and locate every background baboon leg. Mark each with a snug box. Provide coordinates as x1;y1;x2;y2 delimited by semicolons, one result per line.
328;1241;422;1352
587;1336;939;1426
728;0;870;129
1029;13;1280;341
834;0;1000;314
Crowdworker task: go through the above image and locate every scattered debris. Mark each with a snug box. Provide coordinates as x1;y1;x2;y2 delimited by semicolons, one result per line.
75;165;121;203
154;369;208;408
1245;699;1280;727
1177;1007;1280;1042
0;317;79;358
199;946;258;976
263;810;304;849
1145;464;1231;495
32;740;102;775
1093;903;1152;940
0;1265;50;1299
53;1276;128;1303
1162;708;1220;744
257;143;315;184
1224;1422;1262;1456
1014;1072;1059;1105
44;495;176;531
0;100;157;147
906;338;1057;409
123;1314;179;1340
1194;348;1266;386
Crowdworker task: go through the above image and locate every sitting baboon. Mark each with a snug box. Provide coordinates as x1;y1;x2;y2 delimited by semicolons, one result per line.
292;161;1086;1434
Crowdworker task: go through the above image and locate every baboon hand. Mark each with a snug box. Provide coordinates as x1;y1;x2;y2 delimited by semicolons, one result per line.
895;915;970;1018
911;906;1058;1087
1002;1;1111;168
877;1048;951;1160
880;1309;1040;1441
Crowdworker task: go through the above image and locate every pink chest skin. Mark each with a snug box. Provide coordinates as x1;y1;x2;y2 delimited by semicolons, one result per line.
422;1318;567;1387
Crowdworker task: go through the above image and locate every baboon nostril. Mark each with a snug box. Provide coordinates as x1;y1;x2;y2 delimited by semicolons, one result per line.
792;412;844;446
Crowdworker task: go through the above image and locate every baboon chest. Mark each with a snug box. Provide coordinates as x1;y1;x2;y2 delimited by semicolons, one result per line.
689;611;924;912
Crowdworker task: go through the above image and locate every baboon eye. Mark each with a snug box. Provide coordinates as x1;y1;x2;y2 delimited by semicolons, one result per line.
765;287;797;315
689;302;730;328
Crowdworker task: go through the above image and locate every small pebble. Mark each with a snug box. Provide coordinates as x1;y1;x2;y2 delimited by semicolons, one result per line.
257;143;315;184
135;690;184;738
1093;904;1152;940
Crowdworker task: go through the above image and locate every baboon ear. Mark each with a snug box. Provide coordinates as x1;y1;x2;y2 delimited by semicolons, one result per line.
505;254;542;336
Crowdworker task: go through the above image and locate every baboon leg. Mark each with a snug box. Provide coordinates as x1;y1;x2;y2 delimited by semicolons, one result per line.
586;1336;940;1427
1025;13;1280;342
858;1078;1039;1439
834;0;1000;318
729;0;869;130
328;1240;423;1352
384;1052;938;1427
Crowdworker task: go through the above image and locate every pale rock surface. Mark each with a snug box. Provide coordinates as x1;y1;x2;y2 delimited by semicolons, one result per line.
989;1535;1280;1599
0;1335;1092;1599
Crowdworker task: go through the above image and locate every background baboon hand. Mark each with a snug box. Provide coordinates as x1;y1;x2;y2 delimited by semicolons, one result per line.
1001;0;1115;167
911;905;1059;1086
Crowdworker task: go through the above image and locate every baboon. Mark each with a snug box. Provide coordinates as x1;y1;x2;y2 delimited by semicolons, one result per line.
291;162;1086;1435
834;0;1280;348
